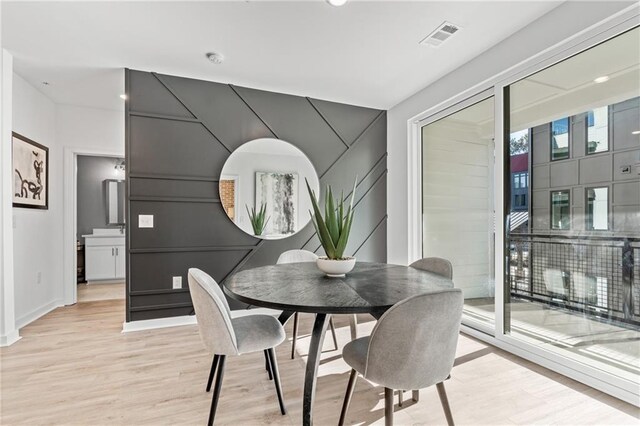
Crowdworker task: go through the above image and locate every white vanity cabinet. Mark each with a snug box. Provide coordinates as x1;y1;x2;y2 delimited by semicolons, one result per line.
84;234;126;281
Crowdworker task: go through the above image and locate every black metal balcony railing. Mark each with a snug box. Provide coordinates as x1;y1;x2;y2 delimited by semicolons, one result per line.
508;233;640;326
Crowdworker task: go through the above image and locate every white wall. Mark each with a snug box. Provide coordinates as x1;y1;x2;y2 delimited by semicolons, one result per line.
422;118;494;299
386;1;636;265
1;46;20;345
56;104;123;151
12;73;61;328
6;71;124;332
58;104;124;305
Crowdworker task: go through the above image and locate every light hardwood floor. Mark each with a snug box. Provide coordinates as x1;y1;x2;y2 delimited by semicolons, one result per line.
1;300;638;425
77;282;125;303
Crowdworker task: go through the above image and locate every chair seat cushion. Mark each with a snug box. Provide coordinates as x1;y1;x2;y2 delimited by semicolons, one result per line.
342;336;370;374
232;314;286;354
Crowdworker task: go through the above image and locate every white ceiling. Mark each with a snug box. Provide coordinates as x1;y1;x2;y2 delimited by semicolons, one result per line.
1;1;562;111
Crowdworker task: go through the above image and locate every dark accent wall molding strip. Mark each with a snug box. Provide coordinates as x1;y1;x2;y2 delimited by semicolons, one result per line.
125;69;387;322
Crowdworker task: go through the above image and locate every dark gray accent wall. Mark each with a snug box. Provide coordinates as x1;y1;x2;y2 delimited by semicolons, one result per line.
77;155;125;243
125;69;387;322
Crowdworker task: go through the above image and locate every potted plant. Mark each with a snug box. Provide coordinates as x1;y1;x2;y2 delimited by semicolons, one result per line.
246;202;269;237
306;178;357;277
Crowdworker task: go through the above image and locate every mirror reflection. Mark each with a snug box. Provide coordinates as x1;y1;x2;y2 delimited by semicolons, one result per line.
220;138;320;239
104;179;125;225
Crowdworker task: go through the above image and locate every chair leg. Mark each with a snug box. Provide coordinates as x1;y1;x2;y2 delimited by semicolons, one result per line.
412;390;419;402
206;354;219;392
436;382;454;426
264;349;273;380
349;314;358;340
384;387;394;426
329;317;339;350
338;369;358;426
267;347;287;415
208;355;226;426
397;390;403;407
291;312;299;359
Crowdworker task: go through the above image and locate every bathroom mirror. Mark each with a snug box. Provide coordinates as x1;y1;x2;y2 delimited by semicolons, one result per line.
105;179;125;225
220;138;320;239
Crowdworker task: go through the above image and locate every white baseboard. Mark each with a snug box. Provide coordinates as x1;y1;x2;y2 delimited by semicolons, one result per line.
0;330;21;347
15;299;63;329
84;279;125;285
122;315;197;333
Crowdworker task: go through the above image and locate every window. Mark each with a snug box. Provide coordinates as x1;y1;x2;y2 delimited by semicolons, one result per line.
587;106;609;154
551;118;570;160
515;194;527;208
551;190;570;230
586;187;608;230
513;172;528;189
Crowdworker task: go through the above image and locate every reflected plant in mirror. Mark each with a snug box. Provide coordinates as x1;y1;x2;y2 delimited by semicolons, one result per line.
246;202;269;236
219;138;320;239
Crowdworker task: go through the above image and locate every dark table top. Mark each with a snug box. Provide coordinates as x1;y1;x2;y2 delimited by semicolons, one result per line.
224;262;454;315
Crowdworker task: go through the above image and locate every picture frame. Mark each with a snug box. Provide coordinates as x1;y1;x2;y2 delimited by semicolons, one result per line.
255;171;298;236
12;132;49;209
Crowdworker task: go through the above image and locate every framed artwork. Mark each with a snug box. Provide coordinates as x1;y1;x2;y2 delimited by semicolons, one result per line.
12;132;49;209
255;171;298;236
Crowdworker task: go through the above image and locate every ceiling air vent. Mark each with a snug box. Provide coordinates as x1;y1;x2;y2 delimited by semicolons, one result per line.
420;22;461;47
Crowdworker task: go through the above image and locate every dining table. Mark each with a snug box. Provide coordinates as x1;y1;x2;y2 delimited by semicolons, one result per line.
224;261;454;426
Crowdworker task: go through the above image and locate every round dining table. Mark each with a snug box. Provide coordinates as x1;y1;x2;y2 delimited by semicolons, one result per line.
224;261;454;426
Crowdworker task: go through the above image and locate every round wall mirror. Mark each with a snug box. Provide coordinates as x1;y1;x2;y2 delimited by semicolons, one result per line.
219;138;320;239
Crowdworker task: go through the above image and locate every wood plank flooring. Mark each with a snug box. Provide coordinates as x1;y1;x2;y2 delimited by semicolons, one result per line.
77;282;125;303
1;300;638;425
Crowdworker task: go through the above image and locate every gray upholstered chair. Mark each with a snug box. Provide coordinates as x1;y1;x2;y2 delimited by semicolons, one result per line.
188;268;287;426
400;256;454;405
277;249;340;359
410;257;454;280
338;289;463;426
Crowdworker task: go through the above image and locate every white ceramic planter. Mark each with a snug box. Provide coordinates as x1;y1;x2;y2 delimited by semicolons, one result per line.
316;257;356;277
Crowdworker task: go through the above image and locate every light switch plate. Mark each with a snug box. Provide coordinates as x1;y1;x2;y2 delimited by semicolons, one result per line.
138;214;154;228
172;276;182;289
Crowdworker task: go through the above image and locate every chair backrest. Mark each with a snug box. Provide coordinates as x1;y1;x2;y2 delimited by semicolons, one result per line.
276;249;318;264
364;289;463;390
188;268;238;356
409;257;453;280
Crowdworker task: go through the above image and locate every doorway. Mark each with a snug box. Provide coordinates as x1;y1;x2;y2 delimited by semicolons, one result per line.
62;147;125;306
75;155;126;303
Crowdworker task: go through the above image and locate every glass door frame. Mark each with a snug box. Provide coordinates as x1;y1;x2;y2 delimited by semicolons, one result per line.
408;11;640;406
417;89;496;337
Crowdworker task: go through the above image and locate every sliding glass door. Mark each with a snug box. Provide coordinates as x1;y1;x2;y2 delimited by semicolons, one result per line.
505;27;639;383
421;96;496;330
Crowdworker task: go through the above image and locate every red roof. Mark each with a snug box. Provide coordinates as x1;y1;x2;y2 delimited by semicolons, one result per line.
511;153;528;173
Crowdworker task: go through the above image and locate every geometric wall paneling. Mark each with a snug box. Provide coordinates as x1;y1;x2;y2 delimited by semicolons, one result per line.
129;116;229;178
129;177;218;200
158;74;276;152
349;219;388;262
318;112;387;193
308;97;382;147
129;250;251;293
231;85;350;175
129;71;195;119
126;69;387;321
129;201;257;249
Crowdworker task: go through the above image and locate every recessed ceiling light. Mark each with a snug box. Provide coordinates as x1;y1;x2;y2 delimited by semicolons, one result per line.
119;94;127;100
593;76;610;84
632;130;640;135
326;0;348;6
206;52;225;65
